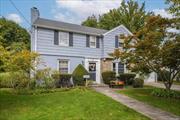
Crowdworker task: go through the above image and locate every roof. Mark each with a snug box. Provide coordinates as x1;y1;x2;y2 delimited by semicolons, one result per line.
33;18;108;36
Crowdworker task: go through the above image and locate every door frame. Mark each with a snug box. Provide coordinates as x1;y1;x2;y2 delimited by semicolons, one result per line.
85;58;101;84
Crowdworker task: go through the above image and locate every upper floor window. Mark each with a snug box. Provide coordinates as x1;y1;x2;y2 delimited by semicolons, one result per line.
59;32;69;46
119;34;124;48
90;36;96;48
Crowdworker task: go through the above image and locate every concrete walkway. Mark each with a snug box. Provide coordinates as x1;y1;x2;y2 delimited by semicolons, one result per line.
145;82;180;91
93;87;180;120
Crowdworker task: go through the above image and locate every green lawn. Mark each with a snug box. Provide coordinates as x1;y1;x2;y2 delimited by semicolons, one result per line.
118;87;180;116
0;88;149;120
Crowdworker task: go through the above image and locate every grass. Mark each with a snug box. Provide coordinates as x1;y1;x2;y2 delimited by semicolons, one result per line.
118;86;180;116
0;88;150;120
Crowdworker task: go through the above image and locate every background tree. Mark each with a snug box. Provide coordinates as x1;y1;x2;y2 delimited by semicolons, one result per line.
166;0;180;17
0;18;30;49
121;16;180;91
81;15;98;28
82;0;151;33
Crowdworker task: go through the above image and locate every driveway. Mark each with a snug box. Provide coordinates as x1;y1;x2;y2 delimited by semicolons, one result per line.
145;82;180;91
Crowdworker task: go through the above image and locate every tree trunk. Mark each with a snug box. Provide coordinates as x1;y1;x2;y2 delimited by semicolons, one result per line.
164;81;172;91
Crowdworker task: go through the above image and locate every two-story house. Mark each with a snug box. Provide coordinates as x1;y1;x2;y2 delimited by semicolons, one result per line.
31;7;156;84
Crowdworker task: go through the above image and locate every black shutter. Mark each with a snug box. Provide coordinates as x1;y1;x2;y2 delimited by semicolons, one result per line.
69;32;73;46
54;30;59;45
96;36;100;48
86;35;90;47
115;35;119;48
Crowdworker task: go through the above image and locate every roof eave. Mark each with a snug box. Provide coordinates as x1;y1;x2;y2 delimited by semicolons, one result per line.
33;23;104;36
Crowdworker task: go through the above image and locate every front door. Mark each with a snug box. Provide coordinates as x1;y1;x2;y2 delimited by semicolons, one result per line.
89;62;96;81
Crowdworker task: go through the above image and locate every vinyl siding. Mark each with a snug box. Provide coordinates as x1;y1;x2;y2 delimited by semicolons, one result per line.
103;26;131;57
38;54;85;73
36;28;102;58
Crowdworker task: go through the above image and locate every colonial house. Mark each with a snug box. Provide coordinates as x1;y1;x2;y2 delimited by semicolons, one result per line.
31;7;156;84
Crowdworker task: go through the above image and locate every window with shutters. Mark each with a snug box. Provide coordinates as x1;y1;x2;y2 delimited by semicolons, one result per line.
90;36;96;48
59;60;69;73
59;32;69;46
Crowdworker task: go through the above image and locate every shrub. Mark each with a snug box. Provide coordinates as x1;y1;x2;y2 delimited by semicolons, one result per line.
151;88;180;99
58;74;72;87
11;71;30;89
35;68;55;89
102;71;116;85
133;78;144;88
118;73;136;85
0;72;13;88
72;64;89;86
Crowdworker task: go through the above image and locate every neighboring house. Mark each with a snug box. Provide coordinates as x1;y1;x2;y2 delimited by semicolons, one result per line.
31;7;156;84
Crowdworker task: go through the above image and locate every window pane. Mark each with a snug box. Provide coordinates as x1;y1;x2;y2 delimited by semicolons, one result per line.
90;36;96;47
59;32;69;45
59;60;68;73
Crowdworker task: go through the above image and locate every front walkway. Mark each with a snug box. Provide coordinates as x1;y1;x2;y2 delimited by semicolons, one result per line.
145;82;180;91
93;87;180;120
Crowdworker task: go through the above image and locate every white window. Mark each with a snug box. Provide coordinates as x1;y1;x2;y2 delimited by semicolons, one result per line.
119;34;124;47
59;32;69;46
90;36;96;48
59;60;69;73
113;62;124;73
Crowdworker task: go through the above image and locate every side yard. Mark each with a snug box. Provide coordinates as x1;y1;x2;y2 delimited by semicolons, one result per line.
118;86;180;116
0;88;150;120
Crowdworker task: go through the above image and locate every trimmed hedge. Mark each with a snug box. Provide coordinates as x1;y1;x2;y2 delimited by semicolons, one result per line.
133;78;144;88
102;71;116;85
119;73;136;85
72;64;89;86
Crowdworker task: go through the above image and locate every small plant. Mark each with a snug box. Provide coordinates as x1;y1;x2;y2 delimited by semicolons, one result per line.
133;78;144;88
102;71;116;85
151;88;180;99
72;64;89;86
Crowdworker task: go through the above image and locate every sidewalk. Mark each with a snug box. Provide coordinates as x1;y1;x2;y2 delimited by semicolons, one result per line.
145;82;180;91
93;87;180;120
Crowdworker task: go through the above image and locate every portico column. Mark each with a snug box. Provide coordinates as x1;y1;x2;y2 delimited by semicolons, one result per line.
114;59;119;77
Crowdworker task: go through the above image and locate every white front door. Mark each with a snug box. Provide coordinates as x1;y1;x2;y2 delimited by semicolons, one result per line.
85;58;101;84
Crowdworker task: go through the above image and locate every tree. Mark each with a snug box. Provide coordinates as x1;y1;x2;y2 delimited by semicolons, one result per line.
166;0;180;17
82;0;151;33
121;16;180;91
81;15;98;28
0;18;30;49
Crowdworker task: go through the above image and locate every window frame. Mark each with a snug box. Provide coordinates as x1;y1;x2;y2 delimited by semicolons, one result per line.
89;36;96;48
58;59;70;74
112;62;124;73
59;31;69;46
119;34;124;48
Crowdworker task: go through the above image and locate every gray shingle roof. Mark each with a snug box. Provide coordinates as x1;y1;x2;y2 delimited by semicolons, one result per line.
33;18;108;36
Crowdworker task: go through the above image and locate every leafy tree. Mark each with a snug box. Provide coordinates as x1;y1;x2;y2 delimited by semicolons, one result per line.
0;18;30;49
166;0;180;17
82;0;151;33
81;15;98;28
121;16;180;91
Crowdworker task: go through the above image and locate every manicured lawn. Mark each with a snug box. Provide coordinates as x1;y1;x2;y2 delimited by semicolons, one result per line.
118;87;180;116
0;88;150;120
